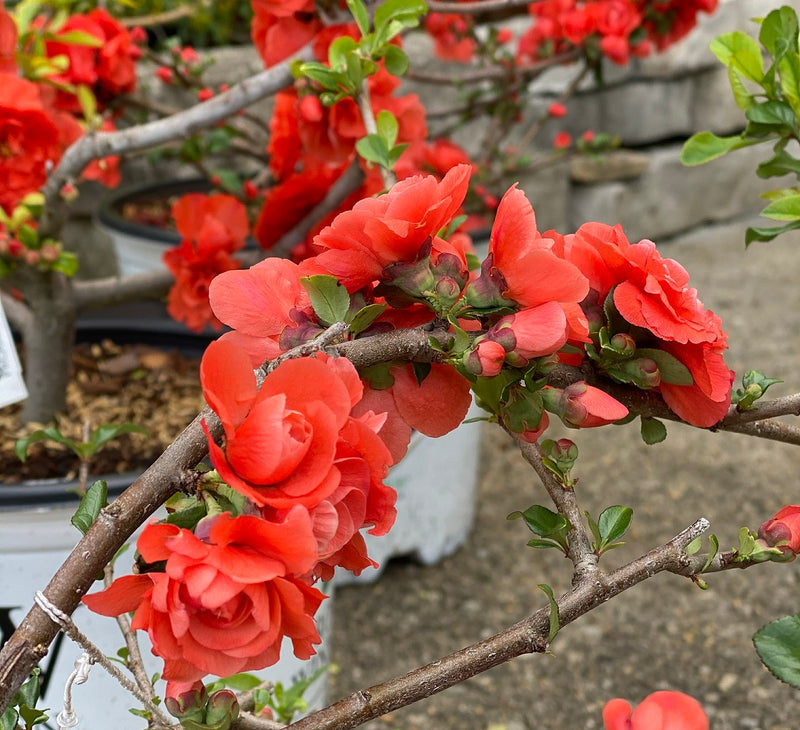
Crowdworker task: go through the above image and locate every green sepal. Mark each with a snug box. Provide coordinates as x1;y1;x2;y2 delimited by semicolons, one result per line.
538;583;560;644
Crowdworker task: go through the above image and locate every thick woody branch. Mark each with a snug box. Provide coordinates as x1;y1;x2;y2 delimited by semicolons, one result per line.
73;268;174;311
41;50;311;237
0;325;448;711
286;519;710;730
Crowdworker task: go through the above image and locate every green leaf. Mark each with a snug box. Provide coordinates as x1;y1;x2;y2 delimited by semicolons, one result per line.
526;537;565;550
328;35;359;71
71;480;108;535
383;44;409;76
754;614;800;688
635;348;693;385
90;423;148;455
710;31;764;82
745;100;797;129
746;219;800;244
76;84;97;123
759;6;799;60
374;0;427;39
376;109;399;148
346;0;371;37
164;501;208;529
640;416;667;445
779;52;800;117
760;192;800;220
52;251;79;277
756;149;800;178
1;707;19;730
685;536;702;555
680;131;755;166
355;133;391;168
701;534;719;574
52;29;103;47
15;428;79;462
348;303;387;335
298;62;345;92
300;275;350;326
538;583;560;643
727;63;755;111
597;505;633;549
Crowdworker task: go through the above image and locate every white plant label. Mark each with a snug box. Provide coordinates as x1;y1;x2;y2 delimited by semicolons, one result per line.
0;298;28;408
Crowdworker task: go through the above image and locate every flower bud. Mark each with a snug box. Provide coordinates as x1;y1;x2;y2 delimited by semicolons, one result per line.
465;339;506;377
488;302;569;365
165;681;207;722
463;255;514;310
610;357;661;389
205;689;240;730
609;332;636;356
547;382;629;428
758;505;800;558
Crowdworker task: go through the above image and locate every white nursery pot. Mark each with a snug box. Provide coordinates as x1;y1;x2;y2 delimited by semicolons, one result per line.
0;496;334;728
337;402;484;586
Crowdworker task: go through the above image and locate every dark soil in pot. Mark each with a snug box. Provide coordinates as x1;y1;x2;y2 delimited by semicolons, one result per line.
0;319;209;502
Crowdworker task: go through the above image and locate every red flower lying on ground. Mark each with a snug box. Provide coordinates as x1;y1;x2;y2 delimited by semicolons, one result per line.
603;690;708;730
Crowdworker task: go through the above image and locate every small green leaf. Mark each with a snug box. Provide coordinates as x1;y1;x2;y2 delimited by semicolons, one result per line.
348;303;387;335
76;84;97;123
745;100;797;129
640;416;667;445
383;44;409;76
1;707;19;730
52;251;79;277
597;505;633;549
508;504;568;538
756;149;800;178
779;52;800;117
526;538;566;550
300;275;350;326
328;35;359;71
345;0;370;37
685;536;702;555
710;31;764;82
759;6;799;60
746;219;800;245
538;583;560;643
680;131;754;166
71;480;108;535
636;348;693;385
376;109;399;148
754;614;800;688
90;423;148;456
761;192;800;221
355;133;391;168
727;63;755;110
701;534;719;574
16;428;79;462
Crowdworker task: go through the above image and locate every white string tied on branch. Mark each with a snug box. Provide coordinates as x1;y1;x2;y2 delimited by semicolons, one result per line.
56;652;93;730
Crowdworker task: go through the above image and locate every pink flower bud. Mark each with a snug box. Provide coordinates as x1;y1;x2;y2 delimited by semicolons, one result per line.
7;239;24;257
465;339;506;377
560;382;629;428
496;29;513;44
197;87;214;102
24;250;39;265
155;66;174;85
548;102;567;118
489;302;569;365
205;689;239;727
41;243;60;263
165;681;207;720
553;131;572;150
758;505;800;557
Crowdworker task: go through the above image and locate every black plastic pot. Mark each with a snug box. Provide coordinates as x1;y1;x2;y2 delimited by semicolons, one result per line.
1;318;212;509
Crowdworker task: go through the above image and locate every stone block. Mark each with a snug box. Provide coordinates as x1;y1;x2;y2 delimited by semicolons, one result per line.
566;141;784;240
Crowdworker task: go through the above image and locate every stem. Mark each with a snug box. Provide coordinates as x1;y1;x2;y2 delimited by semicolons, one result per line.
286;519;710;730
356;79;396;190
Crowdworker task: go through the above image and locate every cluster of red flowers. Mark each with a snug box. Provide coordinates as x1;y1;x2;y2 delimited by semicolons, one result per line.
604;690;708;729
513;0;719;65
0;7;139;213
87;161;732;693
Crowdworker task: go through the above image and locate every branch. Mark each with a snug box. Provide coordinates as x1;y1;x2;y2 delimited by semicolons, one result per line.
516;437;597;579
426;0;546;18
41;48;312;238
721;393;800;424
72;268;174;312
286;518;710;730
0;325;450;711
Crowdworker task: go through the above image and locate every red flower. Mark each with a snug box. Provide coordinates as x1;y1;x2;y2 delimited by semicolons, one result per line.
553;131;572;149
163;193;248;332
603;690;708;730
251;2;320;67
202;340;358;509
312;164;470;292
352;362;473;463
83;512;324;687
758;505;800;557
0;74;62;213
548;101;567;118
557;382;629;427
425;13;476;62
209;257;314;365
483;185;589;342
0;9;16;73
562;221;733;426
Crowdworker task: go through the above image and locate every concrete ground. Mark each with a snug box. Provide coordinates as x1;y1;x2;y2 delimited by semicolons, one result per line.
327;218;800;729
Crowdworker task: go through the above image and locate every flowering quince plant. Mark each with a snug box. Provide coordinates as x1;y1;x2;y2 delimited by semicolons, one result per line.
5;2;800;730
